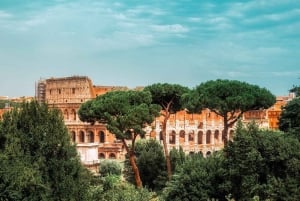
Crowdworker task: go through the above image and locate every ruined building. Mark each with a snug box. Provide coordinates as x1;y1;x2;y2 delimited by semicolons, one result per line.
34;76;294;171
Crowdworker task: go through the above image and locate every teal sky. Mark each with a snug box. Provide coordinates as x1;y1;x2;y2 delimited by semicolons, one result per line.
0;0;299;97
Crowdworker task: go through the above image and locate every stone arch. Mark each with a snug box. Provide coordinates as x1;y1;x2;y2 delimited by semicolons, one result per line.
179;130;185;144
71;109;76;121
99;131;105;143
206;130;212;144
206;151;211;156
198;131;203;144
79;130;85;143
87;130;94;143
109;153;116;159
169;130;176;144
63;109;69;120
214;130;220;144
71;131;76;142
98;153;105;159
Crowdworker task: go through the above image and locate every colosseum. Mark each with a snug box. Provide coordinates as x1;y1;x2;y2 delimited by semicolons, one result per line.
35;76;294;171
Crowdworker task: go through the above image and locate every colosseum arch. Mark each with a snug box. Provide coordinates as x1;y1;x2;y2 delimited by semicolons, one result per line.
169;130;176;144
87;130;94;143
109;153;116;159
70;131;76;143
98;153;105;159
206;130;212;144
63;109;69;120
214;130;220;144
79;130;85;143
198;130;203;144
99;131;105;143
179;130;185;144
71;109;76;121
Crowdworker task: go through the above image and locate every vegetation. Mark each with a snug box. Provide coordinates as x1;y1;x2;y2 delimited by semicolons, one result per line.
183;79;276;143
279;97;300;139
0;99;21;109
78;90;161;187
2;80;299;200
164;122;300;200
144;83;189;179
99;160;122;177
0;101;91;201
124;139;168;191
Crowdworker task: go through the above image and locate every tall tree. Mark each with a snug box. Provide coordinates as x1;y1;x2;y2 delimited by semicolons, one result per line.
144;83;189;179
78;90;161;187
0;101;91;201
224;122;300;200
124;139;168;191
279;97;300;139
290;85;300;97
183;79;275;143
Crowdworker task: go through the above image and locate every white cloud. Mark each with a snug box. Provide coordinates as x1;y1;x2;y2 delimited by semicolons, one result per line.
0;10;13;19
151;24;189;33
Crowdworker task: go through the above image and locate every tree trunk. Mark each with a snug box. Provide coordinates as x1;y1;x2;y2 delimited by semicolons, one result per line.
122;139;142;188
162;116;172;180
129;151;142;188
223;116;229;145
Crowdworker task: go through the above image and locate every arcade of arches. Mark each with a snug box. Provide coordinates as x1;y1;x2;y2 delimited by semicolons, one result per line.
35;76;293;166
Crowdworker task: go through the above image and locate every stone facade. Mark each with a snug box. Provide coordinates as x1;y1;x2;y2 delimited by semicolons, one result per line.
34;76;294;166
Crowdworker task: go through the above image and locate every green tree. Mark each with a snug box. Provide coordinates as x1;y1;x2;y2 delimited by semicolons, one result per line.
224;122;300;200
78;90;161;187
183;79;275;143
169;146;186;172
99;160;122;177
279;97;300;138
124;139;168;191
290;85;300;97
0;101;91;201
164;152;228;201
144;83;189;179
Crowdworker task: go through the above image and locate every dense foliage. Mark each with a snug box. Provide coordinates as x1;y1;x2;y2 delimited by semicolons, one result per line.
78;90;161;187
99;160;122;177
164;122;300;201
183;79;276;142
279;97;300;139
124;139;168;191
0;101;91;201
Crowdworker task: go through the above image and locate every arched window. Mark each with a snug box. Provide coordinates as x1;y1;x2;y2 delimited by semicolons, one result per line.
109;153;116;159
99;131;105;143
206;130;211;144
64;109;69;120
198;131;203;144
71;131;76;142
71;109;76;121
98;153;105;159
179;130;185;143
214;130;219;144
87;131;94;143
79;131;85;143
206;151;211;156
169;130;176;144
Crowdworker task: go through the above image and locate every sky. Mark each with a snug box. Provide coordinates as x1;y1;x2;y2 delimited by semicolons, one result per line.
0;0;299;97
